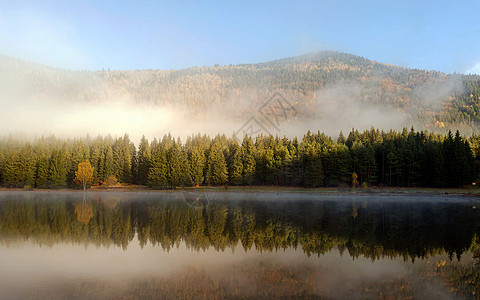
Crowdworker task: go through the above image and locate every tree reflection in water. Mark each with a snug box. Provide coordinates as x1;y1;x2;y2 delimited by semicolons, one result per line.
0;191;479;298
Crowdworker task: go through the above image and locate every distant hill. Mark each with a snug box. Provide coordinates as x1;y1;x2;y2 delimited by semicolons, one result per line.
1;51;480;134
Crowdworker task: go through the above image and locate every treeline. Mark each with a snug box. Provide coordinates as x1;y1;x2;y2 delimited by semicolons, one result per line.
0;127;478;189
0;194;478;261
0;128;477;189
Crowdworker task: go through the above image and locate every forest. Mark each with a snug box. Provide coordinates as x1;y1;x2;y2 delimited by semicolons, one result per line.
3;51;480;132
0;127;478;189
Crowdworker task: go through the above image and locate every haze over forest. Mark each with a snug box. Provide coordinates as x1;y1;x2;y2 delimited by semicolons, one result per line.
1;51;480;143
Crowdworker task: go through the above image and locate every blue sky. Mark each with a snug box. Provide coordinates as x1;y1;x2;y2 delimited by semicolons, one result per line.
0;0;479;73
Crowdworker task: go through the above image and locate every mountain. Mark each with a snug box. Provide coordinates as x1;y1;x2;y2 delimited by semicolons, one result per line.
1;51;480;134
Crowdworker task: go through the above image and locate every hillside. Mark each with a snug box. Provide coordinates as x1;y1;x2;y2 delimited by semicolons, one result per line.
1;51;480;134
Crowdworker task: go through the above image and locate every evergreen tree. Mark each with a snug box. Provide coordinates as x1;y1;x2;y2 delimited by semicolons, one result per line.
289;137;303;186
68;140;90;186
227;142;243;185
136;135;151;185
48;147;68;188
240;136;256;185
104;145;115;180
206;139;228;185
188;142;206;186
90;138;103;184
3;152;22;187
337;130;346;144
276;141;292;186
35;154;50;188
113;134;134;183
303;142;324;187
20;145;36;187
167;139;190;187
322;143;350;186
148;144;168;188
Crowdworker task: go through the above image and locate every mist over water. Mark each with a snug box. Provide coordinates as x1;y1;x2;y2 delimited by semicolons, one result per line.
0;191;477;299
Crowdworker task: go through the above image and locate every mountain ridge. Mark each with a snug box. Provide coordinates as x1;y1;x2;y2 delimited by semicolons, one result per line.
1;51;479;134
0;50;446;73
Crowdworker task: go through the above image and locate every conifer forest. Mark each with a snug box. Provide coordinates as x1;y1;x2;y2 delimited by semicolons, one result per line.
1;127;478;189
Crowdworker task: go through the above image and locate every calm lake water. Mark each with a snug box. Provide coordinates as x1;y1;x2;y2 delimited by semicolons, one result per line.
0;191;479;299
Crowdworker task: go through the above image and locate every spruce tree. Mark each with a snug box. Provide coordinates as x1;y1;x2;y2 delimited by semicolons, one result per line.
167;139;190;188
90;138;103;183
206;139;228;185
148;145;168;188
3;152;22;187
227;142;243;185
104;146;115;180
20;145;36;187
48;148;68;188
337;131;346;144
188;142;206;186
137;135;151;185
113;134;134;183
303;142;324;187
240;136;256;185
35;154;50;188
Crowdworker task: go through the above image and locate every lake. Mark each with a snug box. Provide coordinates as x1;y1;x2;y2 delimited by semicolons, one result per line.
0;190;479;299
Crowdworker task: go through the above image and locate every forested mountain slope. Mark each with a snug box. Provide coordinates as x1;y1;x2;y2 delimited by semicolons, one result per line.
1;51;480;132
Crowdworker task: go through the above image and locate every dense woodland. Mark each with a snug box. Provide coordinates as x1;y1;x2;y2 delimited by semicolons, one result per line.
2;51;480;132
0;127;478;189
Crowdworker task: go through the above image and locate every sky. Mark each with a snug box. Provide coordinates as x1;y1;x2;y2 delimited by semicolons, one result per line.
0;0;479;74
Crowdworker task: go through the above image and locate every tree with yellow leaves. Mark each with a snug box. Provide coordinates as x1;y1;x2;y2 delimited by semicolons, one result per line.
352;172;359;188
75;161;94;190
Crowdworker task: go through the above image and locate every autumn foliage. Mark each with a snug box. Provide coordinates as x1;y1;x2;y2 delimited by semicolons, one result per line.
103;175;118;187
75;161;94;190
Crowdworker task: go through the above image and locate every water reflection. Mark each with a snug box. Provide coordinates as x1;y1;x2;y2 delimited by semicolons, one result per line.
0;191;479;299
1;191;478;260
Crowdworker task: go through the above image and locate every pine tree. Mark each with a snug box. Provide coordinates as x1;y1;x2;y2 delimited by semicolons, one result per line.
337;130;346;144
90;138;103;184
3;152;22;187
276;142;292;186
148;144;168;188
289;138;303;186
113;134;134;183
303;142;324;187
188;142;206;186
48;148;68;188
20;145;36;187
35;154;50;188
322;143;350;186
104;145;114;180
240;136;256;185
227;142;243;185
206;139;228;185
167;139;190;187
136;135;151;185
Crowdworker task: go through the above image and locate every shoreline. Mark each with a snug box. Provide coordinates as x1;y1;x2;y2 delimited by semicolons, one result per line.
0;185;479;197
